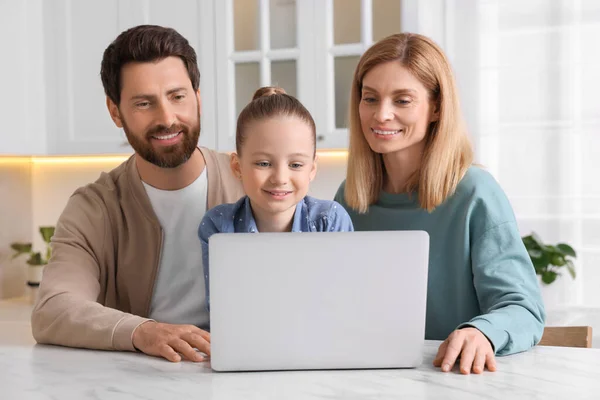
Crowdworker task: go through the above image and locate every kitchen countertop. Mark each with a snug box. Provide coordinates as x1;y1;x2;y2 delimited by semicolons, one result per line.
2;298;600;400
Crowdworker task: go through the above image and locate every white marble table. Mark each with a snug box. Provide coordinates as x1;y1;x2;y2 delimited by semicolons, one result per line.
2;298;600;400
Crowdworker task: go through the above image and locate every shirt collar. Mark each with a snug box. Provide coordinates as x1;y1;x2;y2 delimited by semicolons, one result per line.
242;196;306;233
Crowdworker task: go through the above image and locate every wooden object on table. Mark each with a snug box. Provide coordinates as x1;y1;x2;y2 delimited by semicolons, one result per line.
539;326;593;348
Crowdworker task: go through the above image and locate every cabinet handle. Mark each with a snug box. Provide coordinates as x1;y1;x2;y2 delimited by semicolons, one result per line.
317;135;325;142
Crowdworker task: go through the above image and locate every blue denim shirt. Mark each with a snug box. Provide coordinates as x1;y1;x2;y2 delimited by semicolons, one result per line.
198;195;354;308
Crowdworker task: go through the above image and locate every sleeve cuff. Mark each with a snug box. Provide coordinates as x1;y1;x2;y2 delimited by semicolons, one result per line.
457;318;509;355
112;315;154;351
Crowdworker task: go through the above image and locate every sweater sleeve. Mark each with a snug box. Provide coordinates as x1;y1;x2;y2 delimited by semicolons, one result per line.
31;192;151;352
460;221;546;355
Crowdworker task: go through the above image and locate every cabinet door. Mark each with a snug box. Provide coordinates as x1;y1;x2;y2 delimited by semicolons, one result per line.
312;0;402;149
215;0;314;152
43;0;125;155
44;0;216;155
214;0;404;151
0;0;47;155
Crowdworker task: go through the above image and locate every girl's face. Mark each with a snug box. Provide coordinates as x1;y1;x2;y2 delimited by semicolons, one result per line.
358;61;438;156
231;116;317;224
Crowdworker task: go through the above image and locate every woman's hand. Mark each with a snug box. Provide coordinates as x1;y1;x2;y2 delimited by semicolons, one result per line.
433;327;497;374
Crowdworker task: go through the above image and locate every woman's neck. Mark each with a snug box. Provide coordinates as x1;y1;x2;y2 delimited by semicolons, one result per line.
382;143;425;194
251;202;296;232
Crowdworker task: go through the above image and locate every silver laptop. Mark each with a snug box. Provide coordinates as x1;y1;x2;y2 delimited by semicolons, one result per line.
208;230;429;372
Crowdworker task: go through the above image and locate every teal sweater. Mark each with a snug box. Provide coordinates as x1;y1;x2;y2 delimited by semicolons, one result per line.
334;166;545;356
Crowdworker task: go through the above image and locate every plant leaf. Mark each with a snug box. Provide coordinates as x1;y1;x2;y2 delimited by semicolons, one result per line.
528;249;543;258
557;243;576;258
551;254;566;267
45;246;52;264
10;243;32;252
566;259;576;279
40;226;55;244
541;270;558;284
530;232;544;247
522;235;540;251
26;252;44;266
10;243;32;258
531;251;551;269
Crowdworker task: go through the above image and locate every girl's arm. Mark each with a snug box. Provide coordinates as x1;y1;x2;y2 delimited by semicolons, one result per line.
328;201;354;232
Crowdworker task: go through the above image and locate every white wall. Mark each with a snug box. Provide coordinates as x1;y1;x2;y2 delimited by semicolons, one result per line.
440;0;600;309
0;163;32;299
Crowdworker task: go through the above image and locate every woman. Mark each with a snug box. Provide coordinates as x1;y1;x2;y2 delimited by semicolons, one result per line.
334;33;545;375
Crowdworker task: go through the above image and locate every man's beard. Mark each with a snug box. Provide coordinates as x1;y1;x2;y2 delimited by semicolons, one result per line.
122;111;200;169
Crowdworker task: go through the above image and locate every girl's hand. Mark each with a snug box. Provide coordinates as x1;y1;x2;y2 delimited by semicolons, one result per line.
433;327;497;374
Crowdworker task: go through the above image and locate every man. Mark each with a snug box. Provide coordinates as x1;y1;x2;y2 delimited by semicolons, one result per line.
31;25;244;363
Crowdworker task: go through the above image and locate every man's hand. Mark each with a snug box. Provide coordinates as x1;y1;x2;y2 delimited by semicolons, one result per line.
132;321;210;363
433;327;497;374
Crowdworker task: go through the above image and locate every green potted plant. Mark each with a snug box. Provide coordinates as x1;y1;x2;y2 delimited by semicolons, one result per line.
522;232;577;285
10;226;55;289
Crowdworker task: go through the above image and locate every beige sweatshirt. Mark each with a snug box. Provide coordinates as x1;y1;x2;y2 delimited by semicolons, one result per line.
31;147;244;351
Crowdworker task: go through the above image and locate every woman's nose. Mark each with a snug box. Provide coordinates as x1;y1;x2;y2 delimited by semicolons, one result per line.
373;101;394;122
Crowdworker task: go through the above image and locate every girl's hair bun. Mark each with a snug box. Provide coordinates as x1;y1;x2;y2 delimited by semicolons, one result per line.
252;86;287;101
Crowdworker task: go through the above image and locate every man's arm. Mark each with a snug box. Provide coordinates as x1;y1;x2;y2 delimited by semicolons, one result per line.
31;192;150;351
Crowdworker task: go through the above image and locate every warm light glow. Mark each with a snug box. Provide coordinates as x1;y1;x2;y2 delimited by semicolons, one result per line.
0;157;32;165
30;155;130;164
0;155;130;165
316;149;348;158
0;149;347;165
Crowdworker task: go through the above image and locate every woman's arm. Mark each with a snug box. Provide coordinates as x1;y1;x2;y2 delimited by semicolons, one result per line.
463;220;546;355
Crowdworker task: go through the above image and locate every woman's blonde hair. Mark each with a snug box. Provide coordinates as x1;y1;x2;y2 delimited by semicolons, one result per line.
345;33;473;213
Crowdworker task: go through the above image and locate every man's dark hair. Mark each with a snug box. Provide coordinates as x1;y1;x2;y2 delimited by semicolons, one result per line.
100;25;200;105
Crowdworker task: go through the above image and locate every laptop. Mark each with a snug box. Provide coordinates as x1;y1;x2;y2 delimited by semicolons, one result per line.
208;230;429;372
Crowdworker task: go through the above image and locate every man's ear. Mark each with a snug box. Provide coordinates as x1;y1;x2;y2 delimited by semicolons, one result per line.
309;154;318;182
107;97;123;128
230;153;242;180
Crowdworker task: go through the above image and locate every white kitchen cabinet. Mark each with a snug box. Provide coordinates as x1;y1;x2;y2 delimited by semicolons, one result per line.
212;0;450;152
0;0;46;155
0;0;217;155
0;0;442;155
41;0;217;155
215;0;405;151
42;0;125;155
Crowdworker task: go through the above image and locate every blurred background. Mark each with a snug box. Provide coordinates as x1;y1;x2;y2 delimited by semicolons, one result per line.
0;0;599;320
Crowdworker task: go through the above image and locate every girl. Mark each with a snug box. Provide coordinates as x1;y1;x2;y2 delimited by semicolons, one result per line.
334;33;545;375
199;86;353;305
